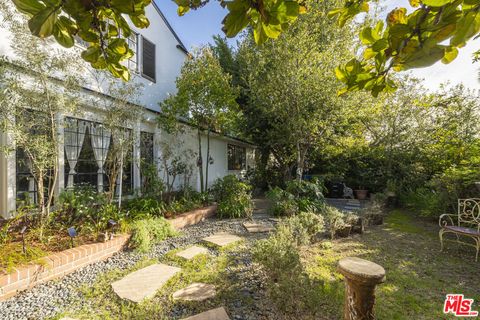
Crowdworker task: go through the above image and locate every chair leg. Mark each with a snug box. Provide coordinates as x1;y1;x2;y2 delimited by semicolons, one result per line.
439;229;445;252
475;238;479;262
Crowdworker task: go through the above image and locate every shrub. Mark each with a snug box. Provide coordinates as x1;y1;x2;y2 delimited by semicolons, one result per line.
399;187;442;218
129;217;177;252
210;175;253;219
285;179;325;202
321;205;348;239
124;197;165;218
266;187;299;216
281;212;325;246
252;213;323;314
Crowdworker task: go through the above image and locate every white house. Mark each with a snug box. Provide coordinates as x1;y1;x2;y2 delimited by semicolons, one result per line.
0;3;256;219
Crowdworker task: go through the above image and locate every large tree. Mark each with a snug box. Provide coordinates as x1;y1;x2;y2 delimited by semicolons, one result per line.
217;0;368;183
160;47;238;192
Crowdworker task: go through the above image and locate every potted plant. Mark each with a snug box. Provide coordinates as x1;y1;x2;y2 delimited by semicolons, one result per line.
354;188;368;200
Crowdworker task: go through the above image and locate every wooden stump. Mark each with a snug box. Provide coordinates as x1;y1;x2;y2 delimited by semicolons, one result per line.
338;257;386;320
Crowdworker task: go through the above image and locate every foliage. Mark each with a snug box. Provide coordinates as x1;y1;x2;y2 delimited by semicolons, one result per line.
0;243;47;273
11;0;151;81
266;179;326;216
322;206;351;240
252;213;324;314
140;162;166;198
160;47;239;193
331;0;480;96
12;0;480;95
210;175;253;219
124;197;165;219
128;217;177;252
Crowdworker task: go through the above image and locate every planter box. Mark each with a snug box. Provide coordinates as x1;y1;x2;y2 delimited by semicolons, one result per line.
169;205;217;230
0;234;130;301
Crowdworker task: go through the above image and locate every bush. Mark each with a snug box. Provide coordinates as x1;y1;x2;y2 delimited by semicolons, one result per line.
210;175;253;219
266;187;298;216
129;217;177;252
321;205;351;239
252;213;323;314
281;212;325;246
266;180;325;216
124;197;165;219
399;187;442;218
285;179;325;202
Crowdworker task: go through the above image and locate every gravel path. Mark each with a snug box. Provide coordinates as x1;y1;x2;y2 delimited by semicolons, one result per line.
0;217;276;320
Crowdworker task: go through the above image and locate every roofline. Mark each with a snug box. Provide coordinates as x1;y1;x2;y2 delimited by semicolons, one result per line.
151;1;189;55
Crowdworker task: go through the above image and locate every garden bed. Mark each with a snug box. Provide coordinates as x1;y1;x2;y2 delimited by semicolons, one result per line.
0;234;130;301
168;204;217;229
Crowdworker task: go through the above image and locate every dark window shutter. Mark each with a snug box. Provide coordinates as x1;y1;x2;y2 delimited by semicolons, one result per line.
142;37;156;82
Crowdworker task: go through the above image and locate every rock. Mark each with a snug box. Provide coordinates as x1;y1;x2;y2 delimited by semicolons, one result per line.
243;222;274;233
181;307;231;320
203;233;242;247
111;264;181;303
176;246;209;260
172;283;216;302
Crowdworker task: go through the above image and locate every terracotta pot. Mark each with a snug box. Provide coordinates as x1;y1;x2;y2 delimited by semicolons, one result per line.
354;189;368;200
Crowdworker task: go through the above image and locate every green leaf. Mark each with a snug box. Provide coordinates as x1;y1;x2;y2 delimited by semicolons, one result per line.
451;11;480;47
130;14;150;28
359;27;376;45
222;1;250;38
372;38;388;52
422;0;454;7
403;45;445;69
442;46;458;64
12;0;45;16
262;23;282;39
28;6;58;38
53;19;74;48
81;45;101;63
108;38;128;55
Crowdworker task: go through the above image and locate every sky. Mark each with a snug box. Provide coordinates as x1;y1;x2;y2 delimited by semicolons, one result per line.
158;0;480;92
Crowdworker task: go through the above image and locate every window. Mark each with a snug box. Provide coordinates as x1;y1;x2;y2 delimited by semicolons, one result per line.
140;131;154;165
126;32;138;72
141;36;156;82
227;144;246;171
16;148;38;205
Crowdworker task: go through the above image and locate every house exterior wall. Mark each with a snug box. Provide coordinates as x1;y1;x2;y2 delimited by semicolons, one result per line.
0;6;256;219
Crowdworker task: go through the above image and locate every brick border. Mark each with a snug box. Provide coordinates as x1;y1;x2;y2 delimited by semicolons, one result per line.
169;204;217;229
0;234;130;301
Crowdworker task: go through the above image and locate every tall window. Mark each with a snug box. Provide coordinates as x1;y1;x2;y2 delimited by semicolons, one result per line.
141;36;156;82
140;131;154;190
227;144;246;171
16;148;38;205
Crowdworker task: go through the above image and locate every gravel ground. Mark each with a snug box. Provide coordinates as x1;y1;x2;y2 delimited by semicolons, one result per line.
0;217;277;320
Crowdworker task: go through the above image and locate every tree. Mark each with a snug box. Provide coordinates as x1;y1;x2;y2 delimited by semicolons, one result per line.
223;0;366;183
0;1;82;234
160;47;238;192
88;71;143;207
11;0;480;95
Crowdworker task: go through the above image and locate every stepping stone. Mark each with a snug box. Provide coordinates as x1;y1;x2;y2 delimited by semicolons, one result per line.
182;307;230;320
203;233;241;247
269;217;280;223
111;263;181;303
243;222;274;233
173;282;216;301
176;246;209;260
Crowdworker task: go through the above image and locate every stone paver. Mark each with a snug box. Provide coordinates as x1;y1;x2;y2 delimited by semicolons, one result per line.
243;222;274;233
176;246;209;260
111;263;181;303
173;283;216;301
203;233;241;247
182;307;230;320
268;217;280;223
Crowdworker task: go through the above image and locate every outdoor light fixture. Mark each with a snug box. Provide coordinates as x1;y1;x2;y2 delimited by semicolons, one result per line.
67;227;77;248
108;219;117;240
208;156;214;165
20;226;27;255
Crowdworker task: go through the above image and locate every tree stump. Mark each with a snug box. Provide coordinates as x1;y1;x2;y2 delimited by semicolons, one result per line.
337;257;386;320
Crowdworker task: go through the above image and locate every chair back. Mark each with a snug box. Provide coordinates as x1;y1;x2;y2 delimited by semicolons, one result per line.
458;198;480;230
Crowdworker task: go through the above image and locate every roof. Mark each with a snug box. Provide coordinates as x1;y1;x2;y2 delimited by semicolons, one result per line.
151;1;189;55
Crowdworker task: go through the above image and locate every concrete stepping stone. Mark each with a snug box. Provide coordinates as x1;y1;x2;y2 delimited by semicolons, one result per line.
243;222;274;233
203;233;241;247
176;246;209;260
111;263;181;303
182;307;230;320
173;282;216;301
268;217;280;223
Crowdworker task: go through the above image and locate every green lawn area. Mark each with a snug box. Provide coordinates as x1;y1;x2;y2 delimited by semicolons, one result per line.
302;209;480;320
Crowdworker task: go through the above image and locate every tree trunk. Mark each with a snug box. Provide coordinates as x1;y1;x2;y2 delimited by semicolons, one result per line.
296;142;307;181
197;129;204;193
205;129;210;192
118;147;124;210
